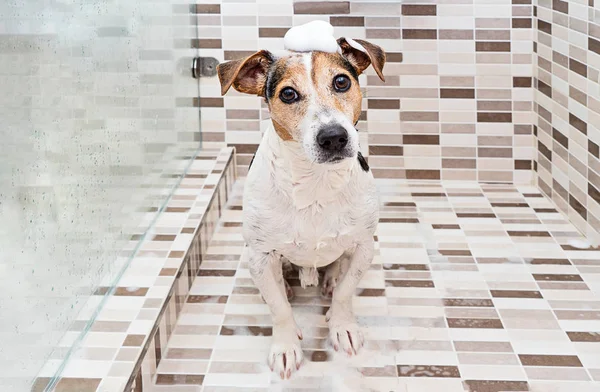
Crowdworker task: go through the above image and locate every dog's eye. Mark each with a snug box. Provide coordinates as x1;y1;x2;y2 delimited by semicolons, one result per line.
333;75;351;92
279;87;299;104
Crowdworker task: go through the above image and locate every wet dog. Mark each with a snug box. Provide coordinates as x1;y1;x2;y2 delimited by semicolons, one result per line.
217;36;385;379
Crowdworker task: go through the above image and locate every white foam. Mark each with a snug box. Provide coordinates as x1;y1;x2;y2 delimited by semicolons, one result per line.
568;239;592;249
283;20;339;53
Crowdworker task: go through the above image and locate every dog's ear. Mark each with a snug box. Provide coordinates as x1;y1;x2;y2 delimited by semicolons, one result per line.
337;38;386;82
216;50;274;96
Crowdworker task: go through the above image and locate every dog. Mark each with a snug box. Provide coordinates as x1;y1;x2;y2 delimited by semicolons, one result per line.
217;36;385;379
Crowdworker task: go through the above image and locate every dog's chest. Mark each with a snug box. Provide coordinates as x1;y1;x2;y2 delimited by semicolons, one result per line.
274;206;358;268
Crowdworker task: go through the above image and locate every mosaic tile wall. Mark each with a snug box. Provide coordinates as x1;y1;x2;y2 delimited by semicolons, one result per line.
0;1;201;389
197;0;536;183
534;0;600;242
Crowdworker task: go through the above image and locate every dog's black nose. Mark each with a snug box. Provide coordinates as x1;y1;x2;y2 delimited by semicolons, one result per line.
316;125;348;152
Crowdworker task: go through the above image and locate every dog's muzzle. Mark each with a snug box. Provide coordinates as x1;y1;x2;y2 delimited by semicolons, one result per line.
316;124;351;162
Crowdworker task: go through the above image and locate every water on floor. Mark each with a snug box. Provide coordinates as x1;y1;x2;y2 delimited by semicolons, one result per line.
154;179;600;392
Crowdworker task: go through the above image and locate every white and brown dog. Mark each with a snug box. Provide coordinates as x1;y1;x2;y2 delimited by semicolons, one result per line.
217;33;385;379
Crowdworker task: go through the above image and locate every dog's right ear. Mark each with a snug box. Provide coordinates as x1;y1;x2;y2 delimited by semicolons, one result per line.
217;50;274;96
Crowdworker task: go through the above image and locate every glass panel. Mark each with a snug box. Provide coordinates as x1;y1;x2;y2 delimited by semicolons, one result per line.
0;1;201;389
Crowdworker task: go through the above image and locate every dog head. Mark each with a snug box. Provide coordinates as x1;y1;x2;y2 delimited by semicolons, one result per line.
217;38;385;164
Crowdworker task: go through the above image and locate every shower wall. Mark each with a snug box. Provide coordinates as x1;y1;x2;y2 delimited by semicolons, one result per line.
197;0;535;182
534;0;600;242
0;1;200;389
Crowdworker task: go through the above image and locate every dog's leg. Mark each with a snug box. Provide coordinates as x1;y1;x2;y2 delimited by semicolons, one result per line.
321;251;351;297
244;246;304;379
326;240;374;356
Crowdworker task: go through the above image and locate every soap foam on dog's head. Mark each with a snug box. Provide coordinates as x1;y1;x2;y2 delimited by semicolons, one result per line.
283;20;339;53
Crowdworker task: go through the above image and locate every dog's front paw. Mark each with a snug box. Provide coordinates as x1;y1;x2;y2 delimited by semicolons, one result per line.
326;307;364;356
268;322;304;379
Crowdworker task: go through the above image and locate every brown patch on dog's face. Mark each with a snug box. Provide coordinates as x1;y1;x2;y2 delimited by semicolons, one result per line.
265;52;362;143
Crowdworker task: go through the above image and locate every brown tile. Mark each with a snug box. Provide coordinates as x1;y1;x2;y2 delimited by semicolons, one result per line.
401;5;437;15
358;288;386;296
401;111;439;121
191;39;222;49
153;234;176;241
432;224;461;229
403;29;437;39
443;158;476;169
478;148;512;158
569;58;587;77
439;249;472;256
553;0;569;13
192;4;220;14
198;269;236;277
258;27;288;38
366;28;401;39
527;258;570;265
477;112;512;123
386;280;435;288
464;380;529;392
383;263;428;271
406;169;441;180
443;299;494;307
533;274;583;282
330;16;364;26
569;113;587;135
398;365;460;378
447;318;504;329
476;30;511;40
198;98;224;108
368;99;400;109
156;374;205;385
123;334;145;346
590;37;600;56
519;354;582;367
537;19;552;34
31;378;50;392
114;287;148;296
515;160;532;170
293;1;350;14
455;341;514;353
439;30;474;40
513;76;532;87
476;42;511;52
513;18;532;28
387;52;404;62
490;290;543;299
221;326;272;336
538;80;552;98
369;145;403;156
311;351;330;361
380;218;420;223
403;135;439;145
589;141;600;159
187;295;228;304
570;85;587;105
441;88;475;99
224;50;255;61
507;230;550;237
54;378;102;392
567;332;600;342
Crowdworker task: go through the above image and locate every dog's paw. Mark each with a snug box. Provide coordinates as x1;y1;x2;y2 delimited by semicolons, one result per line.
326;308;364;356
268;322;304;379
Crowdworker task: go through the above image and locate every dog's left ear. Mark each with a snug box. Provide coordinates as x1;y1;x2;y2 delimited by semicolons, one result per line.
216;50;274;96
337;38;386;82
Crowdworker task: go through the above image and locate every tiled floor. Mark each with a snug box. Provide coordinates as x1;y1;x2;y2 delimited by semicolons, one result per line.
155;179;600;392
